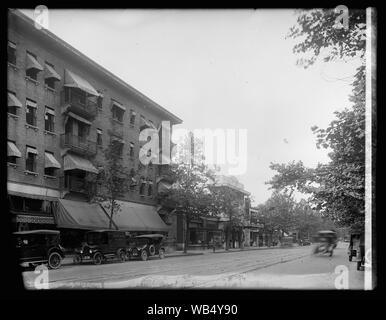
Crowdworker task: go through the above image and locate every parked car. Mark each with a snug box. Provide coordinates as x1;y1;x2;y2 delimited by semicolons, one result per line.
73;230;127;265
126;234;166;261
300;239;311;246
348;232;365;270
13;230;65;269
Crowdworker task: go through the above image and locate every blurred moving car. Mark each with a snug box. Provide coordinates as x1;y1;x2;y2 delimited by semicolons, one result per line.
300;239;311;246
126;234;166;261
312;230;337;256
13;230;65;269
73;230;127;265
348;232;365;271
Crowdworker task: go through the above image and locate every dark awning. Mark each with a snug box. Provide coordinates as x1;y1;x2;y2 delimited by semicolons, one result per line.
26;53;43;71
63;153;98;174
102;201;169;232
64;69;98;96
54;199;116;230
45;63;61;81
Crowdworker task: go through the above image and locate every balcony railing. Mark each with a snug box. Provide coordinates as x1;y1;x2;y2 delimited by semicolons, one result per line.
61;88;97;119
61;133;97;156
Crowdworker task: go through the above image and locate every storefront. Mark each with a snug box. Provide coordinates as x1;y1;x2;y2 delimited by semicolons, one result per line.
188;217;224;250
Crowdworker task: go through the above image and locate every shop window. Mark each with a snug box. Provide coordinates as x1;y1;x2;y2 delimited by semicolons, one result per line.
139;180;146;196
24;198;43;212
26;99;37;126
8;41;17;65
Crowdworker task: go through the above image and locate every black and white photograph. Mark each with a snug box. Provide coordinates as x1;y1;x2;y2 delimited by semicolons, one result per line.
6;7;376;295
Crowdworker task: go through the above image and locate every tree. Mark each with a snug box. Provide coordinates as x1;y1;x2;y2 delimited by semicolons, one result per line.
157;162;215;253
209;185;249;250
88;141;131;229
267;8;367;231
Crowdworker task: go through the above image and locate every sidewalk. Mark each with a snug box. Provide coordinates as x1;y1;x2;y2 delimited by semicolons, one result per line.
61;245;293;266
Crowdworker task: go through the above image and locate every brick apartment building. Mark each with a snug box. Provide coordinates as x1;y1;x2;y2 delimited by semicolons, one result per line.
7;9;182;248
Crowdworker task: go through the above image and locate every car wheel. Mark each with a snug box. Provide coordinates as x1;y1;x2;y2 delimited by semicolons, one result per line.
73;254;82;264
48;252;62;269
141;250;148;261
149;244;156;256
93;252;103;265
159;248;165;259
349;255;352;262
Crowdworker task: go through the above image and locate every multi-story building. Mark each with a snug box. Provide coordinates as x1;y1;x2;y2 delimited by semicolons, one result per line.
7;9;182;248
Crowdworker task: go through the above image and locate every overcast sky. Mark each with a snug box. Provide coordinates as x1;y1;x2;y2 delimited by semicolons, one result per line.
21;9;361;205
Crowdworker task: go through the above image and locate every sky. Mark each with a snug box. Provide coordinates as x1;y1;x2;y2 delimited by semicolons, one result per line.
21;9;361;205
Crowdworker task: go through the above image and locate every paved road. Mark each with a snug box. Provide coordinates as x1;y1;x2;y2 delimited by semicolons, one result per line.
22;242;363;289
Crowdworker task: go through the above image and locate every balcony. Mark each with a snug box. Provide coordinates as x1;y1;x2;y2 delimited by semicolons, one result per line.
61;133;97;156
61;88;97;120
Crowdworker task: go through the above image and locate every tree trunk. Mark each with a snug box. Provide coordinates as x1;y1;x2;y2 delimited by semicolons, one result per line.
184;216;189;254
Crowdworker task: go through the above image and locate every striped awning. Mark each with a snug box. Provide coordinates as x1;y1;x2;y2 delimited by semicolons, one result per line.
26;53;43;71
45;152;61;169
64;69;98;96
64;153;98;174
8;92;22;108
7;141;21;158
45;63;61;81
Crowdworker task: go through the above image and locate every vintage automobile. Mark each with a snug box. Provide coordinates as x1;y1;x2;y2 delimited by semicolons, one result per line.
73;230;127;265
348;232;365;271
13;230;65;269
312;230;337;256
126;234;166;261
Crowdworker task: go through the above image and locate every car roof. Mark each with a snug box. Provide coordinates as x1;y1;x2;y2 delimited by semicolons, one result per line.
86;229;124;233
135;234;165;239
13;229;60;235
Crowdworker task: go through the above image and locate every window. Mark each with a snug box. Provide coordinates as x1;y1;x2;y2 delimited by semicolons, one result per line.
7;140;20;165
44;107;55;132
112;106;124;122
129;142;135;158
8;41;17;65
8;91;21;115
97;129;103;146
26;51;42;81
139;178;146;196
129;109;136;126
44;62;59;90
26;99;37;126
147;182;153;196
24;198;43;212
97;92;104;109
112;140;123;156
25;146;37;172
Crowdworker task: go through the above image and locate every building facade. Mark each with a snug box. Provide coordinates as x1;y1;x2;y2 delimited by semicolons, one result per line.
7;10;182;248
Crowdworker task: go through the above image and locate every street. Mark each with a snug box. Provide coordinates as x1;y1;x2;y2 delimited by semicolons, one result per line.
22;242;363;289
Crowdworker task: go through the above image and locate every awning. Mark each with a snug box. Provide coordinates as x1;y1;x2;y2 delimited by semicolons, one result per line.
111;99;126;111
63;153;98;174
26;53;43;71
140;116;157;130
45;152;61;169
102;201;169;232
45;63;61;81
7;141;21;158
157;181;172;194
8;41;16;49
15;214;55;225
45;107;55;115
26;146;38;155
67;112;92;125
8;92;22;108
64;69;98;96
54;199;115;230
